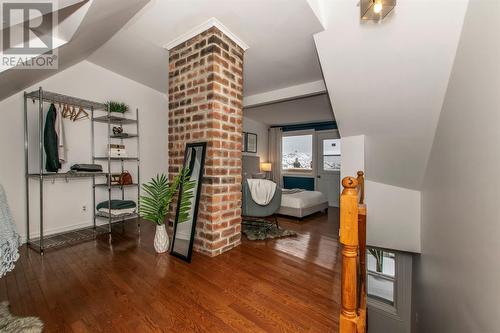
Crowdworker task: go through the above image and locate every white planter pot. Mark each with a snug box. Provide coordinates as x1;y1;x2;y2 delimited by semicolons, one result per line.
154;225;169;253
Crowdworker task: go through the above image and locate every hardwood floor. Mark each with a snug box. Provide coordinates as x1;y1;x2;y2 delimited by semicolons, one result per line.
0;208;341;332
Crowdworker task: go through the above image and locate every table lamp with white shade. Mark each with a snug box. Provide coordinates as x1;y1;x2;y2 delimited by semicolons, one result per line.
260;162;272;180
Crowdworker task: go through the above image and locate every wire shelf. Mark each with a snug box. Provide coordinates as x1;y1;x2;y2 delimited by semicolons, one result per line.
93;157;139;161
96;212;139;222
93;115;137;125
27;172;108;179
27;226;109;252
25;90;106;110
110;134;139;139
94;183;139;188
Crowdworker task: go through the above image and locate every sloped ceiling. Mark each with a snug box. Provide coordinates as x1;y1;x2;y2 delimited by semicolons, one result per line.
88;0;325;96
314;0;468;189
0;0;149;101
244;94;334;126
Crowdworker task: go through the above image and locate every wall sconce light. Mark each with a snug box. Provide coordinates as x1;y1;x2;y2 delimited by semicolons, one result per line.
361;0;396;21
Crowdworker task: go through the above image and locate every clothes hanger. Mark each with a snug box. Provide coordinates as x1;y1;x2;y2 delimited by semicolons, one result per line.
62;104;69;118
69;105;76;120
65;104;71;118
73;106;89;121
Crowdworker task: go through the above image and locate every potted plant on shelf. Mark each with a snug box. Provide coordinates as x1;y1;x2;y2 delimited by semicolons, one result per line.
105;101;129;114
139;169;195;253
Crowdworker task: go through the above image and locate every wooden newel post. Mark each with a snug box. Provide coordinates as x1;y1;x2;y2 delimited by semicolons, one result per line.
340;177;359;333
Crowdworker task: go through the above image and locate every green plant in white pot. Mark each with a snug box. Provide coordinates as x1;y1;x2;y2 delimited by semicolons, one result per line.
139;169;195;253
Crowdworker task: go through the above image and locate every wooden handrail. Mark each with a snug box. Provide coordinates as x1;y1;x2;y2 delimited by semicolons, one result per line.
340;172;367;333
357;171;365;205
357;171;367;286
357;173;367;333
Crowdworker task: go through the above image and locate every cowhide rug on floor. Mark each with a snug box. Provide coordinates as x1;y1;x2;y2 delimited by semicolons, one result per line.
0;302;43;333
242;221;297;241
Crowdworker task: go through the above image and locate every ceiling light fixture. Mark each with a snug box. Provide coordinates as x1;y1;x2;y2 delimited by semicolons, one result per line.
361;0;396;21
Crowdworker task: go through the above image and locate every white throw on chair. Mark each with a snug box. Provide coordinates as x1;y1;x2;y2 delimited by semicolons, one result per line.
246;179;277;205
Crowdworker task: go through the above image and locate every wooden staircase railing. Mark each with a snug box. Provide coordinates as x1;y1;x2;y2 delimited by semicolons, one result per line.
340;171;367;333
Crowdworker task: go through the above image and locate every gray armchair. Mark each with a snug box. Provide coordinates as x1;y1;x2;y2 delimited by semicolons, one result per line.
242;179;282;228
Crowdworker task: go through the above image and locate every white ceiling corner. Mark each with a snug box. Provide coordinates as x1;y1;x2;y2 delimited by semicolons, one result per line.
244;93;333;126
244;80;326;108
164;17;249;51
88;0;325;96
0;0;149;101
306;0;327;29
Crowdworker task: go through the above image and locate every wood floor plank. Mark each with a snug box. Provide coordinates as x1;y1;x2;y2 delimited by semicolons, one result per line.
0;208;341;332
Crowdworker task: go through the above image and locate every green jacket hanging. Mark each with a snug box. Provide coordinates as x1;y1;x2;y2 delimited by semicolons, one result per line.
44;103;61;172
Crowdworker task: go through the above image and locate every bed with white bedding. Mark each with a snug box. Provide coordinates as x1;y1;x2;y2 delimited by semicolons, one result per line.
278;189;328;218
242;156;328;219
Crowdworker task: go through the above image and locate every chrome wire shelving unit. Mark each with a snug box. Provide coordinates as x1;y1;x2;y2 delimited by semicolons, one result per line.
91;105;140;235
24;87;140;254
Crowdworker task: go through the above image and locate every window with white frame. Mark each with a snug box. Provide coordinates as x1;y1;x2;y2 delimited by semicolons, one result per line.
282;134;313;172
367;248;396;305
366;247;414;331
322;138;341;172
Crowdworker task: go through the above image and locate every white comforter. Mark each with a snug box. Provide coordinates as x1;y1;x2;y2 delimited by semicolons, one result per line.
281;190;327;209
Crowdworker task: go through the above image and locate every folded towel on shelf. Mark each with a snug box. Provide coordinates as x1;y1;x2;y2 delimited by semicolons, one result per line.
0;185;20;278
70;164;103;172
96;200;136;211
98;207;136;216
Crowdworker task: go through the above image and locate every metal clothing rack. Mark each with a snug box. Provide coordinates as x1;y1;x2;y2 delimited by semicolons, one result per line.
91;104;140;235
24;87;140;254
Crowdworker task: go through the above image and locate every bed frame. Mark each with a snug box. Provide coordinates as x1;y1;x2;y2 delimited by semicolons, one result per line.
278;201;329;219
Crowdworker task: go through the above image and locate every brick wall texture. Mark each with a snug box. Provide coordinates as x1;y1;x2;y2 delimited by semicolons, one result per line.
168;27;244;257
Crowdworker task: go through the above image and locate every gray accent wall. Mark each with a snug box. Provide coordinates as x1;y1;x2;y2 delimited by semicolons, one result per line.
416;1;500;332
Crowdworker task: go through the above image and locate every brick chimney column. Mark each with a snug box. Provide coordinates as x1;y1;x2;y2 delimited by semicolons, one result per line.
168;26;245;257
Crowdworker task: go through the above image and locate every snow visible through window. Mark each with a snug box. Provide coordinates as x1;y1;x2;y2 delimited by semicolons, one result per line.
282;134;313;171
323;139;341;171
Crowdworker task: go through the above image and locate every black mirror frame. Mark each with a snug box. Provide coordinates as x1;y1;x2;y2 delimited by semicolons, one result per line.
170;142;207;263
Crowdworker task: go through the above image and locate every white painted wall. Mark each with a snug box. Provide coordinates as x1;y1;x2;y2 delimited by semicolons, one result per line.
365;181;421;253
0;60;168;240
314;0;468;190
242;116;268;163
340;135;421;253
416;1;500;331
318;0;469;254
340;135;365;182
